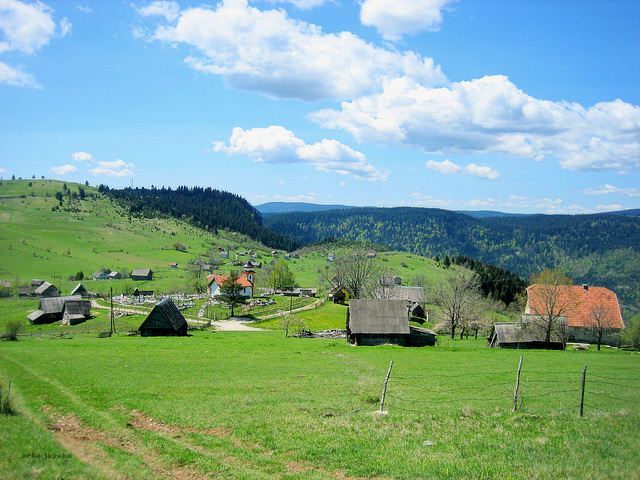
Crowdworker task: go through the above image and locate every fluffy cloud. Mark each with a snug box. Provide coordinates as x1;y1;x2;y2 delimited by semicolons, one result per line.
50;164;78;175
136;1;179;22
72;151;95;164
360;0;457;41
0;0;56;54
311;75;640;172
89;159;135;178
0;60;39;87
425;158;499;179
266;0;328;9
213;125;388;181
580;184;640;197
139;0;445;101
0;0;70;87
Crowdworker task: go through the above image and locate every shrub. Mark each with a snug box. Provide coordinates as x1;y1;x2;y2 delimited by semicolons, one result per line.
172;241;187;252
1;318;24;341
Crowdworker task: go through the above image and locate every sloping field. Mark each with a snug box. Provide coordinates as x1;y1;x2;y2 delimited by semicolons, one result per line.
1;332;638;479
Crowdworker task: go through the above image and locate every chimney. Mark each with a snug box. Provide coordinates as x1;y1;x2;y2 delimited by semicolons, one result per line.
582;284;589;291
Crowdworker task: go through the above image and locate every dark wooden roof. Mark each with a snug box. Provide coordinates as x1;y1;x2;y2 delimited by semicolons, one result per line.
493;316;567;345
139;298;187;333
348;299;410;335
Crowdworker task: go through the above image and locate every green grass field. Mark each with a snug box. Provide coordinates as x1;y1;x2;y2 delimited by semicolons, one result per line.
1;332;638;480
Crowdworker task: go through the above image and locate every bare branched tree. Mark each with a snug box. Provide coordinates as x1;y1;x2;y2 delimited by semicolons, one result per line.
323;247;382;299
588;304;617;350
527;269;575;349
430;270;483;339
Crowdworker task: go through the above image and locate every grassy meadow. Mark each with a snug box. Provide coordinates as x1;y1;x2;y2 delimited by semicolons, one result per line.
1;332;639;480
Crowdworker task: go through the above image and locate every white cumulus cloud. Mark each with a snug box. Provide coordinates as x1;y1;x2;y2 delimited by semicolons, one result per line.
0;0;70;87
311;75;640;172
50;164;78;175
360;0;457;41
139;0;445;101
136;1;180;22
89;159;135;178
72;151;95;164
425;158;499;179
213;125;388;181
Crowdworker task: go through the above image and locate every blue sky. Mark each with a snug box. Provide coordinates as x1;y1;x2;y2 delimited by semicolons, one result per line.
1;0;639;214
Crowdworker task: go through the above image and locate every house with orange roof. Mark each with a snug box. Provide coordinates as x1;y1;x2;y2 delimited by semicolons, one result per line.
525;284;624;347
207;273;253;298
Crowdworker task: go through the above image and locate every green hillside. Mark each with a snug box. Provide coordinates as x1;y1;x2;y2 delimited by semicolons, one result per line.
0;180;454;302
264;206;640;309
0;180;273;296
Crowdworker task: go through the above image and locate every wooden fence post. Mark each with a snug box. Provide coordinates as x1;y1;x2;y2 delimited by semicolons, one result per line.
513;356;523;412
379;360;393;413
580;365;587;418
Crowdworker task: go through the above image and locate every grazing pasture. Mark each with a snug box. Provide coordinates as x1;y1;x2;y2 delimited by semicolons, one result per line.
1;332;638;479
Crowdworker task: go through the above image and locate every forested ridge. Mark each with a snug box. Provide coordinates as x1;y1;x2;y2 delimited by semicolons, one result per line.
265;207;640;308
101;185;299;252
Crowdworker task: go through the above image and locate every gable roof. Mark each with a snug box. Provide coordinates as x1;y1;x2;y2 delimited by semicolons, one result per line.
139;297;187;333
348;299;410;335
376;286;425;303
34;282;59;295
526;284;624;329
70;283;89;296
207;274;252;288
131;268;152;276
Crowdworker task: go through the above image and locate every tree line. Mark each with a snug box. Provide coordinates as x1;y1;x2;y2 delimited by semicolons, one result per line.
264;207;640;309
99;185;299;252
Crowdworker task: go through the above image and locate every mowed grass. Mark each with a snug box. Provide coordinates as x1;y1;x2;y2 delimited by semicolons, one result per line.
1;332;638;480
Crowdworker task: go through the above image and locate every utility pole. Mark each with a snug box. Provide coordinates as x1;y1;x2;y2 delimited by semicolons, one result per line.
110;287;114;336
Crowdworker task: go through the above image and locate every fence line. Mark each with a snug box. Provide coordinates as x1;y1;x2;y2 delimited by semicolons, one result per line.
375;357;639;417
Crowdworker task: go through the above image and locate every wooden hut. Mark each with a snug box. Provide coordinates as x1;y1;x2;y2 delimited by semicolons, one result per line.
488;316;567;350
131;268;153;281
138;298;188;337
34;281;60;298
347;299;436;346
27;296;91;325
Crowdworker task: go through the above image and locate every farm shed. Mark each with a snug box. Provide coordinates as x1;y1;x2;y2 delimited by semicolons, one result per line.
347;299;435;347
488;316;567;350
27;296;91;325
525;284;624;347
138;298;188;337
131;268;153;281
328;285;350;304
34;282;60;298
70;283;93;298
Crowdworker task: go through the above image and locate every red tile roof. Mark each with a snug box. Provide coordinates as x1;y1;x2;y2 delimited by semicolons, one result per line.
207;274;252;288
526;284;624;329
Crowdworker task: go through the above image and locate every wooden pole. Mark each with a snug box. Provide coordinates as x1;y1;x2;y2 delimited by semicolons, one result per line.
513;356;523;412
110;287;114;336
379;360;393;413
580;365;587;418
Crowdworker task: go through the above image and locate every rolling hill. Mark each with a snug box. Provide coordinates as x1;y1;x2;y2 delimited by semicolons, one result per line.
263;206;640;309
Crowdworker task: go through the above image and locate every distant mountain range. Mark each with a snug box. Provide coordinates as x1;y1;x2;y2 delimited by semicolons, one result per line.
261;204;640;310
256;202;640;219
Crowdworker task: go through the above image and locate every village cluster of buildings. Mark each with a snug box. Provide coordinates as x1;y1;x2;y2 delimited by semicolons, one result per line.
15;253;626;349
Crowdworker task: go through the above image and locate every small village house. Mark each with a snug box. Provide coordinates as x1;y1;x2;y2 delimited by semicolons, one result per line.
207;263;255;298
525;284;624;347
93;271;109;280
138;297;188;337
27;296;92;325
70;282;94;298
34;282;60;298
328;285;350;304
488;316;568;350
131;268;153;281
108;271;122;280
347;299;436;347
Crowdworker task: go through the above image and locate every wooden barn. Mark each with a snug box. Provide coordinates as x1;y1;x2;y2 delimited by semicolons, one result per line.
488;316;568;350
27;296;91;325
70;282;93;298
34;281;60;298
138;298;188;337
131;268;153;281
347;299;436;347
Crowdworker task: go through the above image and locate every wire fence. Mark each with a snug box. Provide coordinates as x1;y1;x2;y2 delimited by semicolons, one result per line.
376;357;640;417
